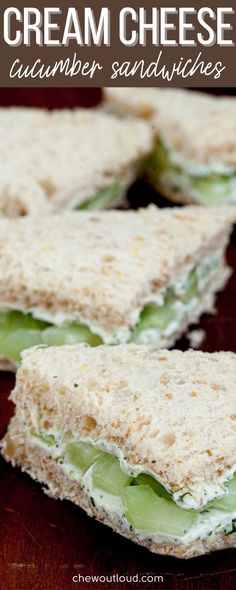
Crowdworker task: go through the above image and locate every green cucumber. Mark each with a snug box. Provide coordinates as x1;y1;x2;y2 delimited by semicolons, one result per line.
144;137;236;204
191;174;233;203
144;139;169;180
65;442;105;474
78;181;122;211
131;265;202;340
92;454;133;495
227;474;236;492
42;325;102;347
181;270;198;304
0;311;47;360
134;473;173;501
0;329;43;362
0;310;103;361
209;494;236;512
0;310;48;332
30;429;56;447
122;485;197;536
131;302;177;341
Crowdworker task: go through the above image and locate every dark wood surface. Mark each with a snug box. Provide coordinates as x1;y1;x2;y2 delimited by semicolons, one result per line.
1;89;236;590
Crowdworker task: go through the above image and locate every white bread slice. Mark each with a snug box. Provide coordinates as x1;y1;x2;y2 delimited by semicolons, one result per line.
0;107;153;216
0;206;233;344
104;88;236;168
3;413;236;560
2;345;236;558
104;89;236;206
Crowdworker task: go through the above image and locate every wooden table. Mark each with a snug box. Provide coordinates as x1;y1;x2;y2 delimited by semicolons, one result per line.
1;89;236;590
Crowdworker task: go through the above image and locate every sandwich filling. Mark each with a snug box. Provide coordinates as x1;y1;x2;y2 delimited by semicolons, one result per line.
77;180;123;210
0;253;222;362
28;433;236;545
144;139;236;204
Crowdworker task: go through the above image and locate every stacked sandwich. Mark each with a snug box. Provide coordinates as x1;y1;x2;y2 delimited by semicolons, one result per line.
2;346;236;558
1;93;236;560
105;88;236;206
0;206;233;370
0;107;153;215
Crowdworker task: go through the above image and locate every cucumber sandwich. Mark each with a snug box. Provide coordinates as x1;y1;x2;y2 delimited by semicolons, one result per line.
105;88;236;206
0;107;153;216
2;345;236;559
0;206;233;371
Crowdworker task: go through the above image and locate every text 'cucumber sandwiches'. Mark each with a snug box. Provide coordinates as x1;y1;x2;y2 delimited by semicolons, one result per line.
0;107;153;216
2;345;236;559
105;88;236;206
0;206;234;371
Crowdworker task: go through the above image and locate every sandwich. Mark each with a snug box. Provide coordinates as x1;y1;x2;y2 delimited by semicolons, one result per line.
0;107;153;216
104;88;236;206
0;206;233;371
2;344;236;559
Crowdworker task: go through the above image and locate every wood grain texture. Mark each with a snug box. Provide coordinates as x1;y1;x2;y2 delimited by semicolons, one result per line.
0;89;236;590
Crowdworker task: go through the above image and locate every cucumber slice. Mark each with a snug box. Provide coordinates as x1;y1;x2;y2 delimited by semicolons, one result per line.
30;429;56;447
122;485;197;536
0;329;43;361
209;493;236;512
181;270;198;304
65;442;105;474
191;174;232;203
144;139;169;180
144;138;236;205
78;181;122;211
227;474;236;492
0;310;102;360
144;139;183;185
134;473;173;501
0;311;48;360
42;325;102;347
131;302;177;341
0;311;48;333
92;454;133;495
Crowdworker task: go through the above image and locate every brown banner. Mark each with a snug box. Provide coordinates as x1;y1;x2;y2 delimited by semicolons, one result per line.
0;0;235;87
